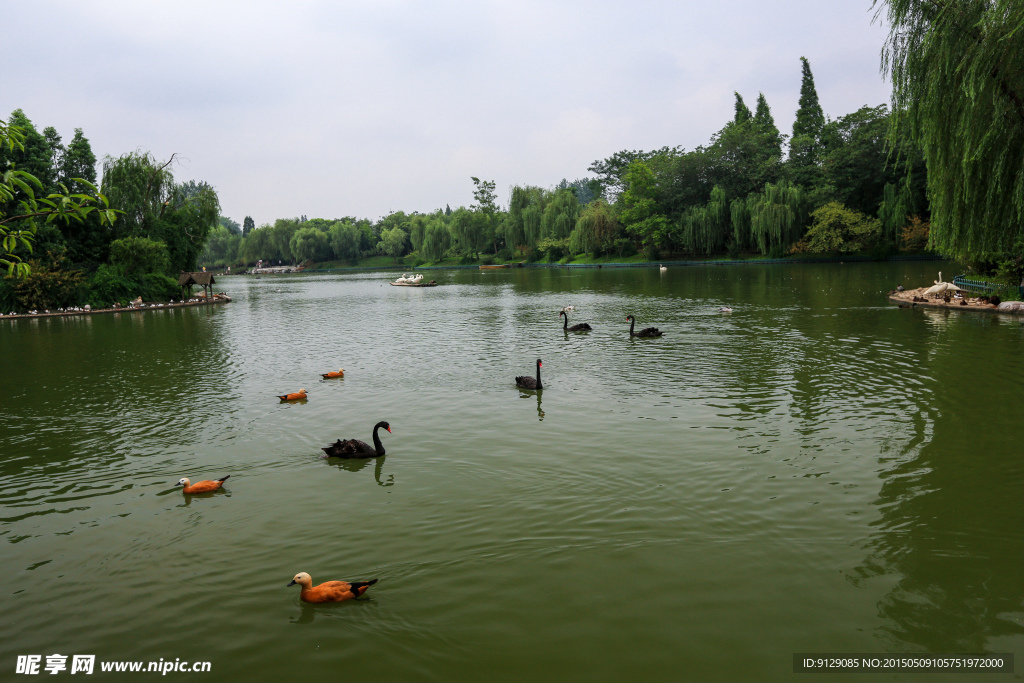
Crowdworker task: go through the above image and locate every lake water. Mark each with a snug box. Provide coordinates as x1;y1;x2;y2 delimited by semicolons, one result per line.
2;261;1023;682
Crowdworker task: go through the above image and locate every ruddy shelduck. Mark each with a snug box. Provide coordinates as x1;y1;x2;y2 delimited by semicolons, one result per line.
175;475;230;494
277;388;307;401
321;369;344;379
287;572;378;603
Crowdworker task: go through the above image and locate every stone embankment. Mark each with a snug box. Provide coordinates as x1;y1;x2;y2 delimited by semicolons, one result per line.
0;295;231;320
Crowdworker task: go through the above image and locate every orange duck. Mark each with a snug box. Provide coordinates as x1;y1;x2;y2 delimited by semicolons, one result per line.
175;475;230;494
321;368;344;379
277;388;307;401
287;572;378;603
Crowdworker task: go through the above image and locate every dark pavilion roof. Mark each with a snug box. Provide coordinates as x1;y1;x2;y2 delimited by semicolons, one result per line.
178;272;216;287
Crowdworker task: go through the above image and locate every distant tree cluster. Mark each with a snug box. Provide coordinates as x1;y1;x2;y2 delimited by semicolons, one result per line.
16;31;1020;307
195;58;934;273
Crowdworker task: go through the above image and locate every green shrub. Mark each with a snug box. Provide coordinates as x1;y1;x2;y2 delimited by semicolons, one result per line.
109;237;171;277
613;238;636;258
87;265;177;307
793;202;883;254
537;237;570;262
6;252;88;312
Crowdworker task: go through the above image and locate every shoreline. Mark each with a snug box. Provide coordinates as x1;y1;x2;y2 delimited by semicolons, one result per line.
247;253;944;276
0;296;231;321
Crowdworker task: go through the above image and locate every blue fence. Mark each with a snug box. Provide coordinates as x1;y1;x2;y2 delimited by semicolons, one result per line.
953;274;1024;298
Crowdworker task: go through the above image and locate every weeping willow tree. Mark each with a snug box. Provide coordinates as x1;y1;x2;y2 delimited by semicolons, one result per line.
507;185;546;251
568;199;619;255
541;189;579;240
730;196;751;251
422;216;451;262
875;0;1024;258
408;214;427;253
748;180;807;255
101;152;219;273
100;151;175;241
878;181;914;248
449;207;483;256
680;186;729;254
522;204;543;250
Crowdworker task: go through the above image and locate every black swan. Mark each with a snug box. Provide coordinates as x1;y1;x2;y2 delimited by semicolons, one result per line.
515;359;543;390
322;421;391;458
626;315;663;337
560;310;592;332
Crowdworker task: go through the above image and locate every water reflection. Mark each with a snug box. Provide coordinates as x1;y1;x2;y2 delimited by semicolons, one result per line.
175;490;232;507
290;602;317;624
323;456;394;487
850;323;1024;652
9;260;1024;679
519;390;544;421
288;596;377;625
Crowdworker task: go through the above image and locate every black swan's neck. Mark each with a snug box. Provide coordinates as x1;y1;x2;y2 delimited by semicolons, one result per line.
372;425;385;456
629;317;635;335
535;361;543;389
563;313;568;330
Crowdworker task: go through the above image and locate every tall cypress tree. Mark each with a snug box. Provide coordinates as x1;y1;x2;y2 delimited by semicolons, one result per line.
754;93;782;151
734;93;752;124
60;129;97;193
754;92;784;181
58;128;101;265
788;57;826;186
1;110;56;195
792;57;825;142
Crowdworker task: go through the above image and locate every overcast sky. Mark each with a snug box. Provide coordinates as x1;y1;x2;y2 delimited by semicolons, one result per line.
7;1;892;226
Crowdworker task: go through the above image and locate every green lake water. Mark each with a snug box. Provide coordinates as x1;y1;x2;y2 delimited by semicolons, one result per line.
2;261;1023;682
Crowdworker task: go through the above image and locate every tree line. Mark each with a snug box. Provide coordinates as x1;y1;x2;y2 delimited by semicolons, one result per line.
201;58;931;273
6;0;1024;312
0;109;221;312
